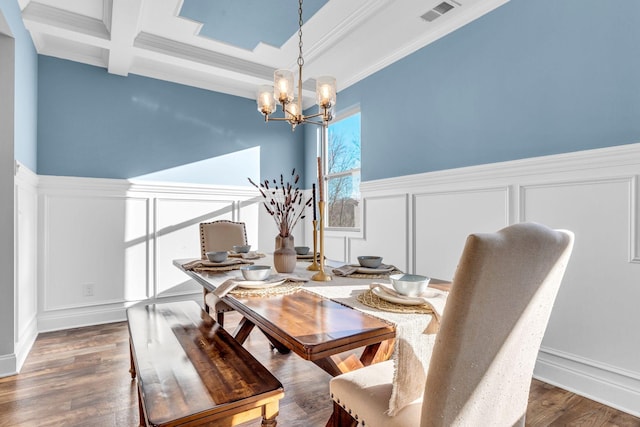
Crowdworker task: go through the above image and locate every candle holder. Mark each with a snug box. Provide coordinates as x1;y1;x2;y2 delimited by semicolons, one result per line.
307;220;320;271
311;201;332;281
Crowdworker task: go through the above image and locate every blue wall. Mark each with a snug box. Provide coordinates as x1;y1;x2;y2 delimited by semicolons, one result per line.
335;0;640;182
37;56;305;185
0;0;38;171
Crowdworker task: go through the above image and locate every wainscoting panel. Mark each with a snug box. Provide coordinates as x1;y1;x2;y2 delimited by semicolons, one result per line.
14;164;39;373
521;177;640;374
354;143;640;416
37;176;259;332
155;197;235;297
41;194;149;311
349;195;409;270
413;187;509;280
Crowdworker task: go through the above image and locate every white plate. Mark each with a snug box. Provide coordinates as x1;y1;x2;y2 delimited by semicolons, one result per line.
355;264;395;274
371;286;439;305
234;279;286;289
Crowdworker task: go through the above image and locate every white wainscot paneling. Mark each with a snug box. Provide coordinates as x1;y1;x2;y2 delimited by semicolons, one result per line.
16;180;38;339
42;195;149;311
413;187;509;280
14;167;38;370
154;197;235;297
522;178;640;377
349;195;409;270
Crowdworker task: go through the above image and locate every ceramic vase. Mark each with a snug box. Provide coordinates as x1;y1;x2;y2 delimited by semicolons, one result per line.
274;235;296;273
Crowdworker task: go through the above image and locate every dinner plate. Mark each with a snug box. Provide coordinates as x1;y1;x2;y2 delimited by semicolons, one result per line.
234;278;286;289
371;286;437;305
355;264;395;274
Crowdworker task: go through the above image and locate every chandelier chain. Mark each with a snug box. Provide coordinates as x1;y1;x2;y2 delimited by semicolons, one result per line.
297;0;304;67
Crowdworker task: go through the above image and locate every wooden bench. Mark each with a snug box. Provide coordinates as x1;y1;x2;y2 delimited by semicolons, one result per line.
127;301;284;427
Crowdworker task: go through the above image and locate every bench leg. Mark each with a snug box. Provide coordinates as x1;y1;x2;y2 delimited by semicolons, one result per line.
261;401;280;427
137;383;146;427
129;340;136;379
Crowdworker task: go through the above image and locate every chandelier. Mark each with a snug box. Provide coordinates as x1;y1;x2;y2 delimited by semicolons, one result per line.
256;0;336;129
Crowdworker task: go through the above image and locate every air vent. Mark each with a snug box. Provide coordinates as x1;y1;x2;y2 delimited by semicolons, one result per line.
421;1;456;22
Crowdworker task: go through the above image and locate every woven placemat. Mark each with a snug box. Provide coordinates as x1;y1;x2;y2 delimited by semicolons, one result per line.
345;268;403;279
229;282;303;297
357;289;434;314
193;264;245;273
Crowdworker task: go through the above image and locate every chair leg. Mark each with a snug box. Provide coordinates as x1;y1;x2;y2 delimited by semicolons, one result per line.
326;401;358;427
217;311;225;327
203;288;210;314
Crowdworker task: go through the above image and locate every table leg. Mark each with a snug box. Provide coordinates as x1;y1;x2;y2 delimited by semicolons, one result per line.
313;354;364;377
360;338;394;366
233;317;256;344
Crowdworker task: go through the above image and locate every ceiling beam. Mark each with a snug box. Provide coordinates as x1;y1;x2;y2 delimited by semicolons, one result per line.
107;0;144;76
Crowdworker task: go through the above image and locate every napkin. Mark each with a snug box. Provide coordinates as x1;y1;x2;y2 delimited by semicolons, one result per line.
204;279;239;312
204;275;309;312
181;258;253;271
332;264;359;276
228;251;266;260
369;283;447;334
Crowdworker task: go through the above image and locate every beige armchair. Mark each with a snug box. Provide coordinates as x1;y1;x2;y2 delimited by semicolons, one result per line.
199;220;248;326
328;222;574;427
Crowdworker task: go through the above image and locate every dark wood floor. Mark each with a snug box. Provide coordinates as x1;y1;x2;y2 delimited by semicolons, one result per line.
0;312;638;427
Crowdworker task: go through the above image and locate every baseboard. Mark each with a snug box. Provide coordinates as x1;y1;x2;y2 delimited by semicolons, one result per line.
535;347;640;417
15;314;38;371
38;292;202;333
0;352;17;377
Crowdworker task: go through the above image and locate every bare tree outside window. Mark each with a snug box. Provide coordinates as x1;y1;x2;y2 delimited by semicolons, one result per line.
326;112;361;228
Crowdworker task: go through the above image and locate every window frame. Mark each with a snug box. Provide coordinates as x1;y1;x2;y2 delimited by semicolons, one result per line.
321;105;362;234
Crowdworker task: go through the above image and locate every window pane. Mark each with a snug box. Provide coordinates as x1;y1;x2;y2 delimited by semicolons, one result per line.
328;113;361;174
327;173;361;228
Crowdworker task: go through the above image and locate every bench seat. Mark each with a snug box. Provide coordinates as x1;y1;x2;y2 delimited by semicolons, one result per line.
127;301;284;427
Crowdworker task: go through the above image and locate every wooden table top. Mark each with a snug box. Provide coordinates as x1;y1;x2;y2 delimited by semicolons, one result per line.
175;259;399;376
224;288;396;361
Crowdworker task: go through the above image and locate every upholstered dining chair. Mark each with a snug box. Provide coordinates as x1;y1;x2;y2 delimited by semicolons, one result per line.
328;222;574;427
199;220;248;326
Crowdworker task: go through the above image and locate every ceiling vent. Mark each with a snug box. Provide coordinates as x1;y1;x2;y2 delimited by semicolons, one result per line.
421;1;456;22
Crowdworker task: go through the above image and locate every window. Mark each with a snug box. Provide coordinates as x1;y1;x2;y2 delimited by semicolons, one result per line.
326;109;361;229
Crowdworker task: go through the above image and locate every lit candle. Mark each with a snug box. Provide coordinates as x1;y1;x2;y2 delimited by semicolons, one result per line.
312;183;317;221
317;156;324;202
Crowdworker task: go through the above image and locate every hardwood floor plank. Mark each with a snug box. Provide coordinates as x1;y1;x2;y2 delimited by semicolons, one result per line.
0;314;637;426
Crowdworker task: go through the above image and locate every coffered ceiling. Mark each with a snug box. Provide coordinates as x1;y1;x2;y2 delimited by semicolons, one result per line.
19;0;509;105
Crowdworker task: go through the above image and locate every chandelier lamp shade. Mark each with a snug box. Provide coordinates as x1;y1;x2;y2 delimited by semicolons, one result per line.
256;0;336;129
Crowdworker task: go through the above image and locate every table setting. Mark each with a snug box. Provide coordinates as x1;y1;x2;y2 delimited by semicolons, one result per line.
203;264;309;312
331;255;403;278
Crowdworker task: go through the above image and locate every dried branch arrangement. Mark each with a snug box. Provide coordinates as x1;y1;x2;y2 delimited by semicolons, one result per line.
249;169;313;237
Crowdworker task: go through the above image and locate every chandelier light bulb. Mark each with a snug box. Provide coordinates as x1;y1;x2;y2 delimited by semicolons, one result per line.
274;70;294;104
257;85;276;115
316;76;336;109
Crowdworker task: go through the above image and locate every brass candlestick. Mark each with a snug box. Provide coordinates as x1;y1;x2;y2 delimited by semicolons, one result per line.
311;201;331;281
307;219;320;271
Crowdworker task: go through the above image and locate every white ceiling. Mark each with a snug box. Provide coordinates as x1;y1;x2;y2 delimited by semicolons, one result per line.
19;0;509;107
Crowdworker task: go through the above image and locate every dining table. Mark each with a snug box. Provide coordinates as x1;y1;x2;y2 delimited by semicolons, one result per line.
174;255;451;414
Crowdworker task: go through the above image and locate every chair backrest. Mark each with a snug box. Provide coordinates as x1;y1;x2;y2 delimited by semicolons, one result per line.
199;220;247;259
421;222;574;427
